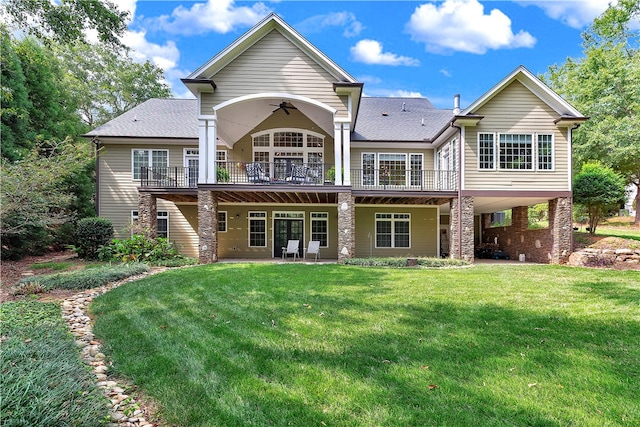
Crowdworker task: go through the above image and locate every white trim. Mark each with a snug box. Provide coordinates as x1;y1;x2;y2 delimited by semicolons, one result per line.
131;148;168;181
217;93;337;115
248;211;267;248
477;132;496;171
310;212;329;248
217;211;227;233
131;210;169;239
374;213;411;249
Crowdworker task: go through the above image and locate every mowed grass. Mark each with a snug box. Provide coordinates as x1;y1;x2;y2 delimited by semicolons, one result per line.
92;264;640;426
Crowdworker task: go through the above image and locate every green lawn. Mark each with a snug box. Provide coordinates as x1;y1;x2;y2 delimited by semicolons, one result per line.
92;264;640;426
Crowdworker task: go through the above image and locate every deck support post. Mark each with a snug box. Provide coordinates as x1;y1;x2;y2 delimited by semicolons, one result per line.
449;196;474;262
549;197;572;264
198;190;218;264
337;192;355;262
137;193;157;238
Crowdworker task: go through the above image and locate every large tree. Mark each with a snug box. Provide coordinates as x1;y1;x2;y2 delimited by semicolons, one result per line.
545;0;640;224
55;42;172;128
1;0;128;47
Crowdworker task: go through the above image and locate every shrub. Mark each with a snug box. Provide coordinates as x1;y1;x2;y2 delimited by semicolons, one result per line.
11;281;46;296
17;263;150;291
75;217;113;260
98;234;183;264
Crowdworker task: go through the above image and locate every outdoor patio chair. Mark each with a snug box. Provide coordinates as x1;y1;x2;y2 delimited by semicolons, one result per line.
282;240;300;261
245;162;269;183
304;240;320;262
287;164;309;184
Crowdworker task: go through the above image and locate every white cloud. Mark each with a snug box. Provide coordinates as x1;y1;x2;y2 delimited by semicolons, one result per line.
146;0;271;35
439;69;452;78
406;0;536;54
517;0;612;29
122;30;180;71
296;12;364;37
350;39;420;66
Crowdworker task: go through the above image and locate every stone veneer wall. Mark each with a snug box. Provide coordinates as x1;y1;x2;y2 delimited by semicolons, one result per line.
449;196;475;262
337;192;355;263
198;190;218;264
137;193;157;238
481;198;572;264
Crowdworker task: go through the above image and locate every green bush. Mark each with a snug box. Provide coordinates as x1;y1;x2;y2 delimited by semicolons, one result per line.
17;263;150;291
0;301;110;426
75;217;113;260
98;234;183;264
343;257;469;268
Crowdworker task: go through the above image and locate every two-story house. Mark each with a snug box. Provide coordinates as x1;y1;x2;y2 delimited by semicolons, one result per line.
87;14;586;264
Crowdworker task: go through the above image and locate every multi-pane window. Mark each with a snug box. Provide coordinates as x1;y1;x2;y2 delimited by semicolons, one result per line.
131;211;168;238
379;153;407;185
478;133;495;170
499;134;532;170
249;211;266;247
132;149;168;180
410;154;423;186
537;134;553;170
375;213;410;248
274;131;304;148
218;211;227;232
311;212;328;247
362;153;376;185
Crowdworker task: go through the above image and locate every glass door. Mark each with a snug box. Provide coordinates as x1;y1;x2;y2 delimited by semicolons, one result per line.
273;212;304;258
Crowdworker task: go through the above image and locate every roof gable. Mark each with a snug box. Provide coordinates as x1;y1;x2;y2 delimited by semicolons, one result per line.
461;65;585;118
187;13;357;84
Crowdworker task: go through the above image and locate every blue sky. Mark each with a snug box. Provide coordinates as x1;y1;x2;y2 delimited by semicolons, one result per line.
114;0;617;109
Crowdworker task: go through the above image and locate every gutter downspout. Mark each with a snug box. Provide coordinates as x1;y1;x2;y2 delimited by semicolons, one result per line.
451;122;463;260
92;137;101;216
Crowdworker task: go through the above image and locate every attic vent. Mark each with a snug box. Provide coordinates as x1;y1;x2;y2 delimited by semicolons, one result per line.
382;112;388;116
402;102;406;112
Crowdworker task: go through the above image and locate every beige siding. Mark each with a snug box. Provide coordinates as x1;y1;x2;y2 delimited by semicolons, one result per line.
463;81;570;191
206;206;339;260
354;207;439;258
98;143;199;257
201;30;347;117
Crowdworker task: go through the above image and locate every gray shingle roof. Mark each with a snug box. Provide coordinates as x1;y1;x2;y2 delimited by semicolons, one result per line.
86;97;453;142
85;98;198;139
352;97;453;142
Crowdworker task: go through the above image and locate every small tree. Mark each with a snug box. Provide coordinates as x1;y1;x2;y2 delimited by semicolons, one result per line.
75;217;113;260
573;162;627;234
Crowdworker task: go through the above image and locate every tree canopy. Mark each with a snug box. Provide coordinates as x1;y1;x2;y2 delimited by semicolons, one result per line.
573;162;627;234
545;0;640;224
1;0;128;47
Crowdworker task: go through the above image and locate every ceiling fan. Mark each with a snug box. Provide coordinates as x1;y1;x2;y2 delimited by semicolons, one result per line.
271;101;297;115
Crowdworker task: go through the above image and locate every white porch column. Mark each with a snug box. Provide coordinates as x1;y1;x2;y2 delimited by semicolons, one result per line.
333;122;342;186
342;123;351;186
198;115;218;184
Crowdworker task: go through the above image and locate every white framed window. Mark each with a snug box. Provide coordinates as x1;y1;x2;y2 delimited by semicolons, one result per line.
131;210;169;238
379;153;407;185
478;133;495;170
537;134;554;170
499;134;533;170
132;149;168;180
311;212;329;247
409;153;423;186
375;213;410;248
251;129;325;178
248;211;267;247
218;211;227;232
362;153;376;185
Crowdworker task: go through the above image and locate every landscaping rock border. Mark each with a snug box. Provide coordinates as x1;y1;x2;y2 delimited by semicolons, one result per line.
61;271;165;427
568;248;640;267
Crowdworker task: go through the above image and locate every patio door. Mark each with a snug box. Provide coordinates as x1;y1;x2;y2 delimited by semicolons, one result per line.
184;149;199;187
273;212;304;258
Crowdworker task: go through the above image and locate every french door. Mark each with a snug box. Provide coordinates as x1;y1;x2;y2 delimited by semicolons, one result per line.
273;212;304;258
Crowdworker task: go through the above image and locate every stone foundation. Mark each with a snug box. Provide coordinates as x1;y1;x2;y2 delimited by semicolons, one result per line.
337;192;355;263
198;190;218;264
450;196;474;262
137;193;157;238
